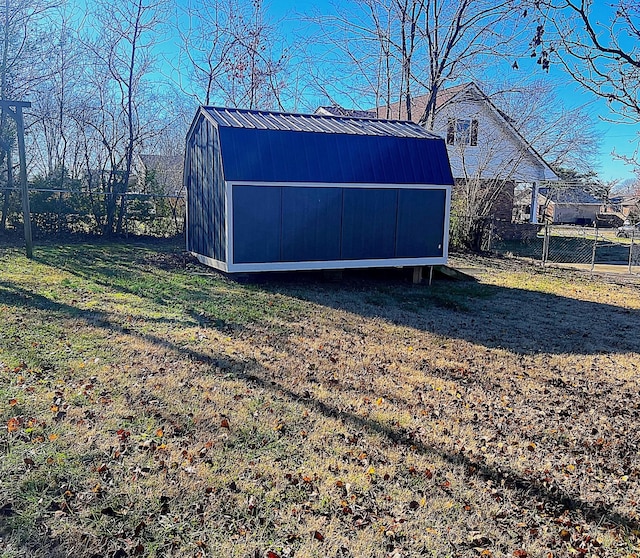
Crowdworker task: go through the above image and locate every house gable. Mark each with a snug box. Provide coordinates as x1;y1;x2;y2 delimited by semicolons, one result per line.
435;89;551;182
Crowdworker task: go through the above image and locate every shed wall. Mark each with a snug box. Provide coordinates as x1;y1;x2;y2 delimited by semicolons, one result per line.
231;185;447;265
186;116;226;263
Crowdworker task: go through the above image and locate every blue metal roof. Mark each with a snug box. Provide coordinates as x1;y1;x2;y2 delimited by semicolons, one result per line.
196;107;453;185
202;106;442;139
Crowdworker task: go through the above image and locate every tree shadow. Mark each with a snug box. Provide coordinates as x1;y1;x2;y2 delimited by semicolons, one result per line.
6;243;640;556
34;242;640;356
252;269;640;356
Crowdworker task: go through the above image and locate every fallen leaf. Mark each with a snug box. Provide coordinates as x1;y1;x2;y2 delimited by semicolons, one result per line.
7;417;20;432
220;418;230;429
314;530;325;542
9;398;17;406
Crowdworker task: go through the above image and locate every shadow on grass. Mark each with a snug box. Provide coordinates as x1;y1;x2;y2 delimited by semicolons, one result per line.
0;275;638;557
32;241;640;356
258;270;640;356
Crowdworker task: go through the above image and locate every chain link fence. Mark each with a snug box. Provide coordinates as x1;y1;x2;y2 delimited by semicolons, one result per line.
0;188;185;238
491;223;640;273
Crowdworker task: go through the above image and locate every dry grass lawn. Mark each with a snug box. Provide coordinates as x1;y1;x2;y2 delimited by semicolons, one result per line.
1;238;640;558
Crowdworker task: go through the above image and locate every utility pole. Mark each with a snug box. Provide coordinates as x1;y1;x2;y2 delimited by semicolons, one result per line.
0;100;32;258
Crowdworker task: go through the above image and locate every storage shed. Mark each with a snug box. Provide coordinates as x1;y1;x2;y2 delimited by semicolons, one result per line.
184;107;453;273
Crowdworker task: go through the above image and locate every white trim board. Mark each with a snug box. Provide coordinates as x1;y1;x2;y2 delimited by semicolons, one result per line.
228;180;452;190
193;253;228;273
227;256;448;273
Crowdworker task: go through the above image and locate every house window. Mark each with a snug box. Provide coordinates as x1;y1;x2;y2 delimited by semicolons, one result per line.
447;118;478;146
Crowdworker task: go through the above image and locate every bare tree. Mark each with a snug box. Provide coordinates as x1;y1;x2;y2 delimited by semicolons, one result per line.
0;0;59;230
174;0;236;106
530;1;640;165
28;9;86;183
176;0;288;110
79;0;167;235
307;0;527;127
416;0;526;127
492;80;599;173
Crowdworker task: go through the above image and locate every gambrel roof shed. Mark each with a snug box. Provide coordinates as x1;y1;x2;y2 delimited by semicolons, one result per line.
184;106;454;273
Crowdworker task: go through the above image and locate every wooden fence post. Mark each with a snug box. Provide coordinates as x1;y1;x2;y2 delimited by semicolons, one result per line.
542;223;550;266
1;100;32;258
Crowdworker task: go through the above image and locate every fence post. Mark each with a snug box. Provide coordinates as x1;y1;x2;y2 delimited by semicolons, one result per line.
486;219;494;252
590;223;597;273
629;231;635;274
542;223;549;266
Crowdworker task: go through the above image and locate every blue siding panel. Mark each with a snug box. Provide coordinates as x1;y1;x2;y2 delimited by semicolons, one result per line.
396;189;446;258
218;127;453;185
185;116;226;263
233;186;281;263
281;187;342;261
185;118;225;261
341;189;397;260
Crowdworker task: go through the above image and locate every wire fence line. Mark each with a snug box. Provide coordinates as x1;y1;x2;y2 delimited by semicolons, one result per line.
0;188;185;237
491;223;640;274
3;190;639;275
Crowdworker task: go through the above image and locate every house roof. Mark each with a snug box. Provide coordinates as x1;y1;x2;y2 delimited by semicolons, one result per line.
372;83;470;122
609;194;639;205
200;106;441;139
189;106;454;186
539;187;602;205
